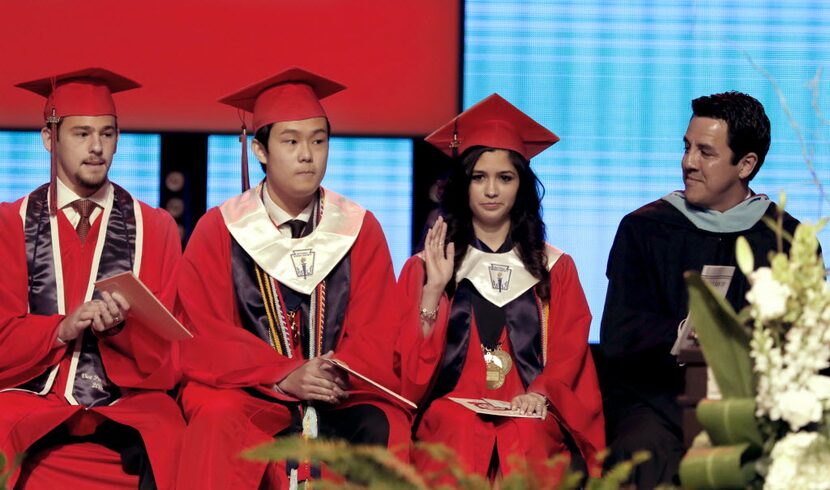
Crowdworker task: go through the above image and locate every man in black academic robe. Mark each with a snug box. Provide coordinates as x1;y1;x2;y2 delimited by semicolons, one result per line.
598;91;816;489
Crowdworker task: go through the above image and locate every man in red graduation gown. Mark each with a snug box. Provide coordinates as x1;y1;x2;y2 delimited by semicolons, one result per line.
176;68;410;490
0;68;185;490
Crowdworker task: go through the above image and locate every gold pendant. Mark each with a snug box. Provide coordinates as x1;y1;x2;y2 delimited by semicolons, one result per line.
483;345;513;390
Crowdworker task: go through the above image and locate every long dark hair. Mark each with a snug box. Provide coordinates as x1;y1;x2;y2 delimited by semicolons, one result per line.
440;146;550;300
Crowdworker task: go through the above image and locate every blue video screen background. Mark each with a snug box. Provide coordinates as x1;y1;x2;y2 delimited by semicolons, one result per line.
0;131;161;205
207;135;413;275
465;0;830;341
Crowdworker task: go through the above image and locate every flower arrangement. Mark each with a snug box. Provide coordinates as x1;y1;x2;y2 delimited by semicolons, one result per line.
679;208;830;489
737;217;830;489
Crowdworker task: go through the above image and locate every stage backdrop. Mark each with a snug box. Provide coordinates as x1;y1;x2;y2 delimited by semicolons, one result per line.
464;0;830;341
0;0;459;135
0;131;160;205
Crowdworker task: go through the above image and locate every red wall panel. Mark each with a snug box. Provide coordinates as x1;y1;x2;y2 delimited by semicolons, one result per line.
0;0;459;135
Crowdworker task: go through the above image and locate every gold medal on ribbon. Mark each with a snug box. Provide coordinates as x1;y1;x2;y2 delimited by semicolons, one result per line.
483;344;513;390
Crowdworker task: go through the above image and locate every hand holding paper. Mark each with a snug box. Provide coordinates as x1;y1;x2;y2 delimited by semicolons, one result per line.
278;352;349;404
449;397;545;419
671;265;735;356
325;358;417;409
95;271;192;341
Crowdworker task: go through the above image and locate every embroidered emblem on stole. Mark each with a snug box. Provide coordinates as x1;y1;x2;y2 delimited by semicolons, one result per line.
488;264;512;292
290;249;316;279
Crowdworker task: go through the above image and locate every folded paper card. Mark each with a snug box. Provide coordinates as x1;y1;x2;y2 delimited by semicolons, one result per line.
95;271;193;341
326;358;417;410
448;397;544;419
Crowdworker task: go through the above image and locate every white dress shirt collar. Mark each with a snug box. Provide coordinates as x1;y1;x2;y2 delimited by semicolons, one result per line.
57;178;111;211
261;186;315;227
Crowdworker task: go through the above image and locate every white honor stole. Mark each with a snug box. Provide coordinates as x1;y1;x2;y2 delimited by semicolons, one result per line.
454;244;564;307
221;185;365;295
9;184;144;404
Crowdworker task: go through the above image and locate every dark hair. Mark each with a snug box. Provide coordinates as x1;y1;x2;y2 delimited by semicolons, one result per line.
691;91;770;180
254;119;331;173
440;146;550;300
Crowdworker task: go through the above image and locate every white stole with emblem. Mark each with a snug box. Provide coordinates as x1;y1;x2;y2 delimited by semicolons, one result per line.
454;244;564;307
220;185;366;295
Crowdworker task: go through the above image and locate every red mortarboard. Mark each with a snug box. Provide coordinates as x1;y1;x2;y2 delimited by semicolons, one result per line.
425;93;559;161
219;67;345;132
15;67;139;215
15;67;141;122
219;67;345;192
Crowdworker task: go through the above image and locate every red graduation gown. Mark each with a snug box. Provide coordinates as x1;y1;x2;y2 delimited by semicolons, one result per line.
0;196;185;490
176;206;410;490
398;252;605;480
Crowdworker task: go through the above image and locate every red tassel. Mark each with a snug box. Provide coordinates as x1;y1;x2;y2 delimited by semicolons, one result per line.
47;77;59;216
240;125;250;192
48;115;59;216
450;116;460;159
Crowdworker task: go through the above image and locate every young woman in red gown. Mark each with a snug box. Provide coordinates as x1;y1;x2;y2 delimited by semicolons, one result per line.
398;94;605;484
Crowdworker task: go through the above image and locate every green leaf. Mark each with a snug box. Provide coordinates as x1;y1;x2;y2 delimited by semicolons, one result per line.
587;451;649;490
243;436;649;489
679;443;760;489
761;216;793;244
735;236;754;276
685;272;754;398
0;451;6;490
244;437;428;489
0;451;22;490
696;399;763;447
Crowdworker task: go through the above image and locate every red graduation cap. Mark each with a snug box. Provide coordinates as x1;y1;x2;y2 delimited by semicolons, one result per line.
219;67;345;132
15;67;141;122
219;67;345;191
425;93;559;161
15;67;140;215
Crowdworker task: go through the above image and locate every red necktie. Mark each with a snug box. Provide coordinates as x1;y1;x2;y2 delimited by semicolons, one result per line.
71;199;95;244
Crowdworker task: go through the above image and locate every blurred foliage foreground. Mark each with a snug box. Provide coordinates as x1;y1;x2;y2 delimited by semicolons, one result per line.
243;436;649;490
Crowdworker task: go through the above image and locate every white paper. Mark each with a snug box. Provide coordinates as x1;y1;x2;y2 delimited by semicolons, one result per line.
325;359;417;409
670;265;735;356
95;271;193;341
448;396;544;419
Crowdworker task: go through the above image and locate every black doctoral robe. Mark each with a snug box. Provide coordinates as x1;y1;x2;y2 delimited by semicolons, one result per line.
598;198;802;429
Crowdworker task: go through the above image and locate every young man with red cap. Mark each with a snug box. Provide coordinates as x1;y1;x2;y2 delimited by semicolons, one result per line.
0;69;184;489
175;67;410;489
397;94;604;483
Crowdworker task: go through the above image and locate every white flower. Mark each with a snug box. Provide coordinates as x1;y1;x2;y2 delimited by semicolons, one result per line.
746;268;791;322
807;375;830;402
777;389;823;430
765;432;830;490
739;223;830;488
